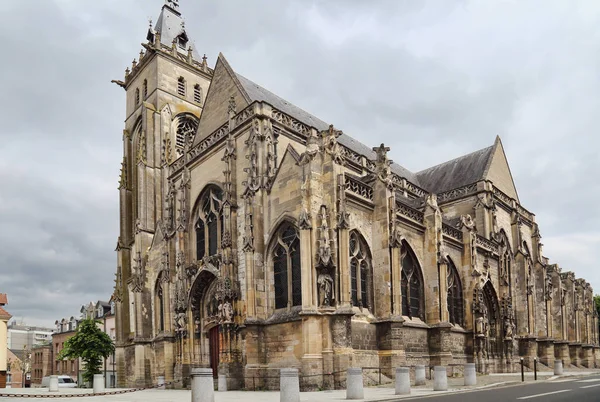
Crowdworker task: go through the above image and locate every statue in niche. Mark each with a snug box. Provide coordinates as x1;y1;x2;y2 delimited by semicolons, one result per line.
174;312;187;337
503;316;514;340
475;315;485;337
221;301;233;323
317;273;334;307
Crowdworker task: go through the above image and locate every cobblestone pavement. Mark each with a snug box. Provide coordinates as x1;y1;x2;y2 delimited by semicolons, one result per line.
1;370;598;401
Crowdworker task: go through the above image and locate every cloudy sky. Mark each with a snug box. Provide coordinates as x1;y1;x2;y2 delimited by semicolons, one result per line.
1;0;598;328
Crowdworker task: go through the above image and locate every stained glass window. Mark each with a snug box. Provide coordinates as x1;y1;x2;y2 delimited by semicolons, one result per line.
349;231;372;309
195;187;223;260
272;223;301;309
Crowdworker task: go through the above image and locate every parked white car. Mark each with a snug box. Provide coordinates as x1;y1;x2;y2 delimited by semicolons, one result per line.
41;375;78;388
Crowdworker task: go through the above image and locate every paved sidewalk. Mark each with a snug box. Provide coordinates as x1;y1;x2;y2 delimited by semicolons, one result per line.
1;370;598;401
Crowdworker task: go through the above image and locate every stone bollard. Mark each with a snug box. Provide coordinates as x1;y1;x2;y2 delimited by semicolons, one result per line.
157;376;165;390
218;373;227;392
346;367;364;400
93;374;105;394
464;363;476;386
414;365;426;386
554;360;564;376
433;366;448;391
280;368;300;402
191;368;215;402
395;367;410;395
49;375;59;392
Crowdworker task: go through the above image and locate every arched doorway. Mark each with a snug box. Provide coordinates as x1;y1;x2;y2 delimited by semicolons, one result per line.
474;281;501;363
189;269;240;379
189;270;219;377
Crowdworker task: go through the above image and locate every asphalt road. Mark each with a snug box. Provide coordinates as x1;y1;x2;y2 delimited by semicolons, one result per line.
402;374;600;401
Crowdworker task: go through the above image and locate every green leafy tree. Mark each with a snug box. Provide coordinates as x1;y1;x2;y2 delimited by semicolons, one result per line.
57;318;115;385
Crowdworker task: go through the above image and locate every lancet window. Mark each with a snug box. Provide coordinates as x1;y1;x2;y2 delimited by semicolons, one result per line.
401;242;425;320
349;231;373;310
135;88;140;105
195;186;223;261
272;223;301;310
447;259;464;326
194;84;202;104
177;76;186;96
143;79;148;99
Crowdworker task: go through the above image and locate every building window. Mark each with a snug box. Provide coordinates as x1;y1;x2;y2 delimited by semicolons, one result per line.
143;79;148;99
195;186;223;260
447;259;464;326
135;88;140;105
175;115;198;153
349;231;373;309
194;84;202;104
401;241;425;320
272;223;301;309
177;76;186;96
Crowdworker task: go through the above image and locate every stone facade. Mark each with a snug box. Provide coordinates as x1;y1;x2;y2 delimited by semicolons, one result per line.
112;1;600;390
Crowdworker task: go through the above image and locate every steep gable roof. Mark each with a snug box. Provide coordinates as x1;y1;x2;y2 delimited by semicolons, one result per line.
233;66;420;183
481;136;520;202
416;144;495;194
193;54;251;144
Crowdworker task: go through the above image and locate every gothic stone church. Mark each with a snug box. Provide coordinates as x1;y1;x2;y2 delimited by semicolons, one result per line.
112;0;600;389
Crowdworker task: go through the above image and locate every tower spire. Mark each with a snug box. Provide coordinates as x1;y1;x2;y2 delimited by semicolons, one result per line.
165;0;180;11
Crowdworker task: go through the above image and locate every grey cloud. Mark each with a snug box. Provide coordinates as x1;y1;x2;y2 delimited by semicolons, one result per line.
1;0;599;327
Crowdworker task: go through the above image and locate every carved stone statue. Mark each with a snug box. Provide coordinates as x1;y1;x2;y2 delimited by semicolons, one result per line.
317;273;334;307
460;214;475;231
221;301;233;323
503;316;514;339
475;315;485;337
175;312;187;337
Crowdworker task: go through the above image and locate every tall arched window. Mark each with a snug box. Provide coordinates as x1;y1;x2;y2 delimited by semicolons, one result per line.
349;231;373;310
272;223;301;309
175;114;199;154
135;88;140;105
447;259;464;326
194;84;202;104
401;241;425;320
195;186;223;261
177;76;186;96
143;79;148;99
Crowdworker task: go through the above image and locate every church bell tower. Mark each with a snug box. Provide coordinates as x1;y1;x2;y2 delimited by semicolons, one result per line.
111;0;213;387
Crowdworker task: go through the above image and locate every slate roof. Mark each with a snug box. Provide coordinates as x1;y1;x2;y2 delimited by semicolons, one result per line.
235;72;421;184
415;145;495;194
148;4;202;60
